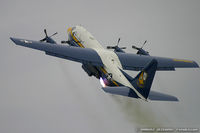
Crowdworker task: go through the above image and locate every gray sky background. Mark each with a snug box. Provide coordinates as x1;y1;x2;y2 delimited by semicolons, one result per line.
0;0;200;133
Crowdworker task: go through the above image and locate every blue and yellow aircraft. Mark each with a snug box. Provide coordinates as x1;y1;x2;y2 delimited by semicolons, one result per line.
10;26;199;101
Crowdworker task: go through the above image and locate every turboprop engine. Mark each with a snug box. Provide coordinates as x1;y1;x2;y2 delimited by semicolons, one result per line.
82;63;100;79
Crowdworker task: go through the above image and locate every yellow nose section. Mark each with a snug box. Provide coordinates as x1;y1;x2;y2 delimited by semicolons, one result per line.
67;27;72;33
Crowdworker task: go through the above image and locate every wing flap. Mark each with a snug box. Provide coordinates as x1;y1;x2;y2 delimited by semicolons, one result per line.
10;38;103;66
117;53;199;71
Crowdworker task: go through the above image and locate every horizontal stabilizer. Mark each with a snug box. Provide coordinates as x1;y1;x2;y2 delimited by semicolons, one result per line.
102;87;178;101
148;90;179;101
102;87;139;98
131;59;158;99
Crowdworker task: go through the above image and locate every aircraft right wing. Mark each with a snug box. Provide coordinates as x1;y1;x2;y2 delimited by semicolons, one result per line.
10;38;104;67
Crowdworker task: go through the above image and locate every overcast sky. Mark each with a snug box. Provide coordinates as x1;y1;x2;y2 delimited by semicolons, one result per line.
0;0;200;133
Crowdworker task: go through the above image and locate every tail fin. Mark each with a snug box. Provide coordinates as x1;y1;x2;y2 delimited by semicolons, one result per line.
131;59;157;99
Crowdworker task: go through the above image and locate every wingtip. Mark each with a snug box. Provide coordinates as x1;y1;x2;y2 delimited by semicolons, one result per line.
172;97;179;102
10;37;14;41
193;61;199;68
196;63;199;68
10;37;16;43
10;37;21;45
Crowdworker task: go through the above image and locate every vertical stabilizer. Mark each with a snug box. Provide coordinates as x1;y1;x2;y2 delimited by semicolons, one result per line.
131;59;157;99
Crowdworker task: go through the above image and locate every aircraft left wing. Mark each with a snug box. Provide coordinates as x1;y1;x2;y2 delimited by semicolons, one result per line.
116;52;199;71
10;38;104;66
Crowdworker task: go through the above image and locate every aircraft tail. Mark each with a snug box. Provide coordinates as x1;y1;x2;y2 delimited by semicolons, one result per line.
103;59;178;101
122;59;158;99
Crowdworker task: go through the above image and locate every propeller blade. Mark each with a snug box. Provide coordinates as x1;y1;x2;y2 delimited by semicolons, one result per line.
132;45;140;50
120;47;126;49
61;40;70;44
141;40;147;48
44;29;47;37
50;32;58;38
117;38;120;46
107;46;116;49
40;38;46;42
144;40;147;44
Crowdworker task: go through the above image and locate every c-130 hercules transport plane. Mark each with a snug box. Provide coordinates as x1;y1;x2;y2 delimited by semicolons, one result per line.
10;25;199;101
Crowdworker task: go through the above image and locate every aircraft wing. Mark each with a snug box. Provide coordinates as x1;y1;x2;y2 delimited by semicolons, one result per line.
116;52;199;71
10;38;104;66
11;38;199;71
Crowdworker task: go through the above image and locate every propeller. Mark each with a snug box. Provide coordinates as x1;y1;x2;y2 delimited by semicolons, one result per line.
132;40;147;50
132;40;149;55
40;29;57;42
107;38;126;50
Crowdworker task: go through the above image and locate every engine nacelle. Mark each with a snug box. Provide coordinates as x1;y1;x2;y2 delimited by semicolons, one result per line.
82;63;100;79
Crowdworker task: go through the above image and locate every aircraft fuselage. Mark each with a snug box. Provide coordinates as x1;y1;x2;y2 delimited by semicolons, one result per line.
67;25;145;99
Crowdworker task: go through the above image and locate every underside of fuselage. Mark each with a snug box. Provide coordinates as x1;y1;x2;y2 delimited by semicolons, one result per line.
67;26;121;87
